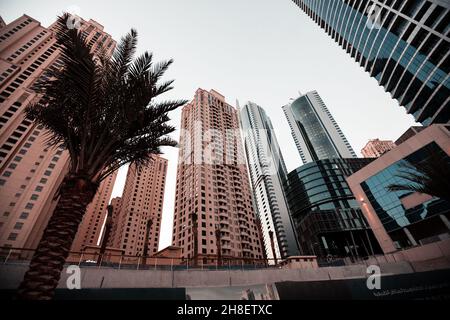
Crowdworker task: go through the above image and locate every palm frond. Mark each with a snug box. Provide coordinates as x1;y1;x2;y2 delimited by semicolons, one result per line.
24;14;187;184
386;146;450;202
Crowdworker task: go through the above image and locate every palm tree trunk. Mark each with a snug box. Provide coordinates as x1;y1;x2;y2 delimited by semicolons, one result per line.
16;176;97;300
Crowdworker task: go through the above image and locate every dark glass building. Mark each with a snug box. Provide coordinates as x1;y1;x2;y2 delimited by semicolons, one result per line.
347;124;450;254
360;142;450;249
291;0;450;125
284;158;382;260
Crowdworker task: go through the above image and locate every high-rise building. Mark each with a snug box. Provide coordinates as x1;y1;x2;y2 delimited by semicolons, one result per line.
239;102;299;260
0;16;6;29
347;124;450;253
284;158;382;258
0;15;115;250
71;171;118;252
395;126;426;145
109;156;167;257
173;89;264;264
283;91;356;164
361;139;396;158
291;1;450;125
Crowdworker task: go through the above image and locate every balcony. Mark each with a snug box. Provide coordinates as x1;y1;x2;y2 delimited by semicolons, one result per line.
240;230;250;237
220;232;231;241
218;211;228;219
238;216;247;224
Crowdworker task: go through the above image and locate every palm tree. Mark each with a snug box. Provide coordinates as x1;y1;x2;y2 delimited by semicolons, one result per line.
17;15;187;300
386;149;450;203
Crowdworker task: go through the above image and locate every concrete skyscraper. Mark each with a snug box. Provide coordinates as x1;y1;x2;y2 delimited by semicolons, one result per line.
173;89;264;265
0;15;115;250
361;139;396;158
109;156;168;257
239;102;299;261
71;171;118;252
291;0;450;125
283;91;356;164
0;16;6;29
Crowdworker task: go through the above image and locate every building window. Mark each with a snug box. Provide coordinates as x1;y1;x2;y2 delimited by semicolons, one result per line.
3;171;12;177
20;212;29;219
8;233;18;241
14;222;23;230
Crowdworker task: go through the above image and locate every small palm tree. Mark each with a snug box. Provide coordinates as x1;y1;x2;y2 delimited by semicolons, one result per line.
17;15;187;299
387;149;450;203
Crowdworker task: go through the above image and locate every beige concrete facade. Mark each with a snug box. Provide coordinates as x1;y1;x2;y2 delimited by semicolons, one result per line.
347;125;450;254
361;139;396;158
173;88;264;264
0;15;115;250
71;171;118;252
109;156;168;257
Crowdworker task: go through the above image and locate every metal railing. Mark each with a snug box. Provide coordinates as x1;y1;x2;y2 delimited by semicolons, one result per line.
0;247;286;271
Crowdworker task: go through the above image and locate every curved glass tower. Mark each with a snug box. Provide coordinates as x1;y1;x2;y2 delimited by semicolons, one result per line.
291;0;450;125
240;102;300;260
283;91;357;164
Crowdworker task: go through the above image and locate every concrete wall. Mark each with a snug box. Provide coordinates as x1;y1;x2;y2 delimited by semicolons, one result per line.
1;259;448;290
2;239;449;291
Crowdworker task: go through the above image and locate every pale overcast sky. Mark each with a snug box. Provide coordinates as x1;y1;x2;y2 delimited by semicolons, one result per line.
1;0;418;250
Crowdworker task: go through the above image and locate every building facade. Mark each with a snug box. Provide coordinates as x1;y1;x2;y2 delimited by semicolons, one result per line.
395;126;426;145
109;156;168;257
291;0;450;125
361;139;396;158
284;158;382;259
71;171;118;252
283;91;356;164
239;102;299;260
173;89;264;265
347;124;450;254
0;15;115;250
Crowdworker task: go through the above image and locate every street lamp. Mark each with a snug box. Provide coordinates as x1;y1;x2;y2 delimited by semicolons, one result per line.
215;224;222;267
190;212;198;267
142;217;153;266
268;230;277;266
97;204;114;266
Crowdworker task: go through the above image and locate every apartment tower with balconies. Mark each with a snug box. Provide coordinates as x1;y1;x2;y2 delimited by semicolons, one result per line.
172;89;264;265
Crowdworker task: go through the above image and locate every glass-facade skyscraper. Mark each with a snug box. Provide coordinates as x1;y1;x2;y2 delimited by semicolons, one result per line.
347;124;450;253
291;0;450;125
240;102;300;261
284;158;382;259
283;91;357;164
